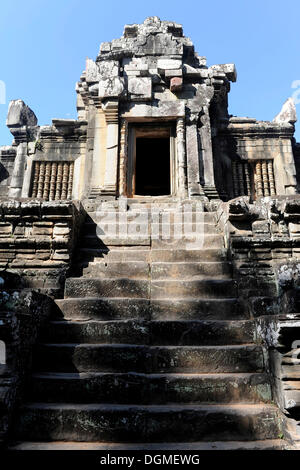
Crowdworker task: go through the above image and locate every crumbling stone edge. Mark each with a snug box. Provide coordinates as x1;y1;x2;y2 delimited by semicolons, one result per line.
0;199;86;447
217;195;300;447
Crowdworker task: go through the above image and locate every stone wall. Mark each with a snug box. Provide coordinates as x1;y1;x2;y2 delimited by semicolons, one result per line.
0;199;85;446
217;195;300;441
218;117;297;200
0;289;52;447
293;142;300;193
0;147;16;198
0;200;84;297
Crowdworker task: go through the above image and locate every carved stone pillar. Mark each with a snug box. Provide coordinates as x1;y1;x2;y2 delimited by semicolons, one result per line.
8;143;28;198
102;100;119;196
199;110;219;199
119;119;128;197
49;162;57;201
186;121;204;198
176;118;187;198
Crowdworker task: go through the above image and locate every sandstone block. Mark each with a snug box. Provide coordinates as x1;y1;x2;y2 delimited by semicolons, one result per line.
98;60;119;79
252;221;270;234
170;77;183;92
85;58;100;83
273;97;297;124
98;77;125;99
13;226;25;236
53;226;70;236
0;223;12;235
289;223;300;233
52;250;70;261
32;227;53;236
128;77;152;101
157;58;182;72
183;64;201;77
6;100;38;128
99;42;111;53
165;69;182;77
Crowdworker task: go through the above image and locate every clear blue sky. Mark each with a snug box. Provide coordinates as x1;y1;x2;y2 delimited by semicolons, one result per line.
0;0;300;144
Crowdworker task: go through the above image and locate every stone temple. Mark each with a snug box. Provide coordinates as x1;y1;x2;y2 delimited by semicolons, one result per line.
1;16;300;449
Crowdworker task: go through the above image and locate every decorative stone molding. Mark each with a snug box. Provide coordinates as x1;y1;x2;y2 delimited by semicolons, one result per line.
232;159;276;199
30;161;74;201
0;200;83;295
176;118;187;198
119;119;128;197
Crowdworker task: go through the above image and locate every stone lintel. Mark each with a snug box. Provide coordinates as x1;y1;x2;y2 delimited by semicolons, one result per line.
121;101;185;120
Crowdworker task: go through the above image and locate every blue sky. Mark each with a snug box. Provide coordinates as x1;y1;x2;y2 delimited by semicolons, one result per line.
0;0;300;143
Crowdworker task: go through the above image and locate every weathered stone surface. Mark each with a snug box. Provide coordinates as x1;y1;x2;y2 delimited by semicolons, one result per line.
6;100;37;128
14;403;281;442
123;58;149;76
157;58;182;72
98;77;125;99
30;371;270;404
85;58;100;83
165;69;183;78
170;76;182;92
98;60;119;79
0;289;52;444
122;100;185;119
273;97;297;124
209;63;237;82
128;77;152;101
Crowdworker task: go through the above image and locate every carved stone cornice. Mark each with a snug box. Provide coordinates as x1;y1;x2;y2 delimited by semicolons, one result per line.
220;117;295;139
102;100;119;124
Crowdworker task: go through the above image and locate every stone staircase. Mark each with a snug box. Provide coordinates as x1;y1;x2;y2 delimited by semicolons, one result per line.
9;201;285;450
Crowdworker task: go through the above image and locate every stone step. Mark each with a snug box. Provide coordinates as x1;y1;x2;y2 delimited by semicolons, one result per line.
54;297;151;321
41;320;255;345
151;234;224;249
78;247;151;263
64;278;237;300
82;261;150;279
7;439;287;450
54;297;243;321
151;279;237;299
151;261;232;279
150;248;227;262
150;298;244;320
77;247;228;263
65;278;150;299
80;260;231;280
29;372;271;404
81;234;150;247
14;403;281;442
33;344;264;374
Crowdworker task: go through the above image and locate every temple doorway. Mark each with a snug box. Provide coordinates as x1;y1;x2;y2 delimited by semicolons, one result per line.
127;124;175;197
135;137;170;196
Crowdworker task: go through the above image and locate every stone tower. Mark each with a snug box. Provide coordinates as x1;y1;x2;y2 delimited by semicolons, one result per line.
1;16;298;203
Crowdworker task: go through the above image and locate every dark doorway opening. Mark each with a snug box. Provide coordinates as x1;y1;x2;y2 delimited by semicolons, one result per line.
135;137;170;196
